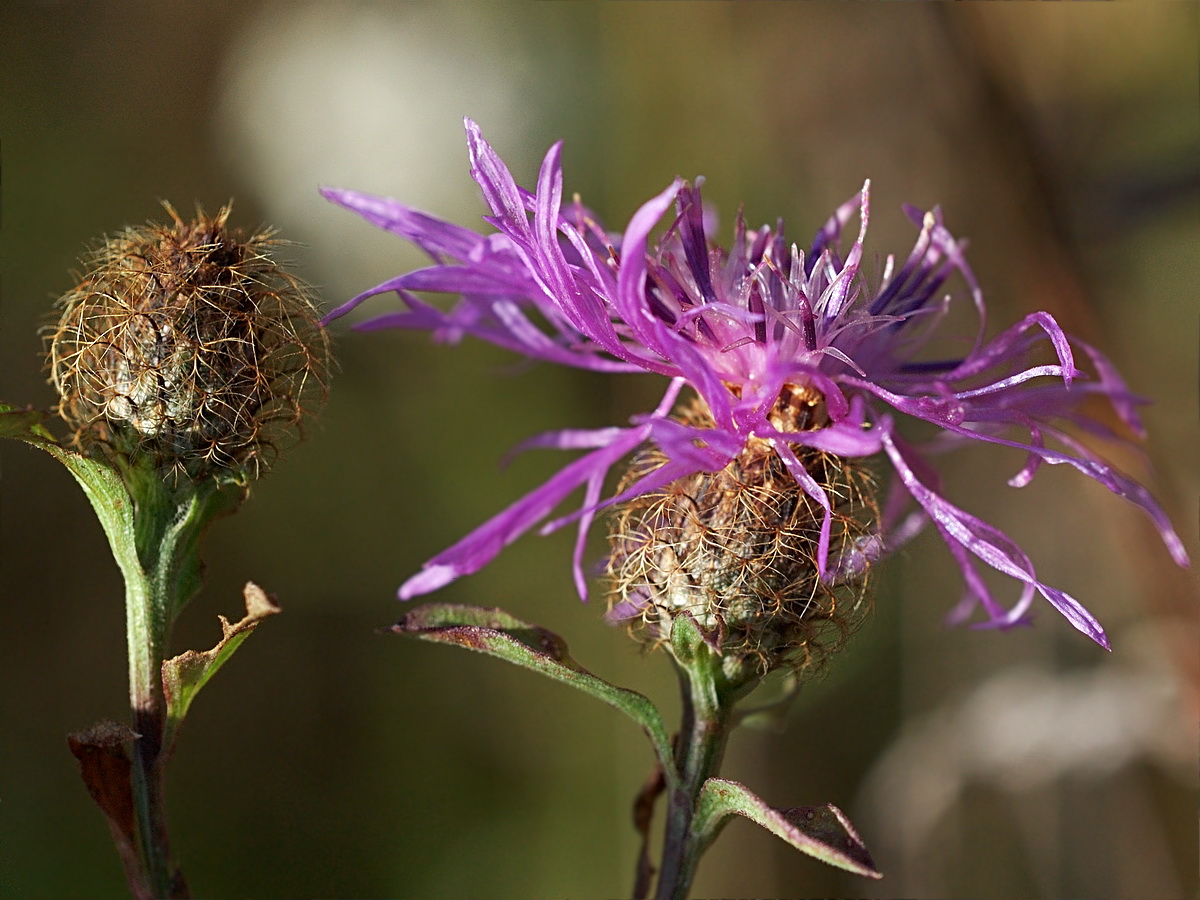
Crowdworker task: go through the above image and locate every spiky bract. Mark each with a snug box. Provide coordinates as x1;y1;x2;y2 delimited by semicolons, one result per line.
49;204;329;479
608;391;876;675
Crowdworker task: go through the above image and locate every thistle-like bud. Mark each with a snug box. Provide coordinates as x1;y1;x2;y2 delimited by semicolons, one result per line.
48;203;329;479
607;387;877;679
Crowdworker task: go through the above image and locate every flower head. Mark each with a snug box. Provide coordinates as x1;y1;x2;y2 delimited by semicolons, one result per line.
50;203;330;480
606;392;878;675
325;119;1188;650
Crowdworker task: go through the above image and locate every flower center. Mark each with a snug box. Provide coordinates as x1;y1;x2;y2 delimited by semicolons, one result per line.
766;382;828;433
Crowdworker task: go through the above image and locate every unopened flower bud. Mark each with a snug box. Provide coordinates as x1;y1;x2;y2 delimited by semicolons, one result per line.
48;203;329;479
607;388;877;677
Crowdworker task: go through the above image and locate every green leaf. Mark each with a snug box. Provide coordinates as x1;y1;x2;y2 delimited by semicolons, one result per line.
0;405;55;440
667;609;715;667
1;406;147;619
161;582;280;754
4;405;250;693
128;470;248;625
394;603;675;777
692;777;880;879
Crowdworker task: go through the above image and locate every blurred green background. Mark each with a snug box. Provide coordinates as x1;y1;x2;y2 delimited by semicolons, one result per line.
2;3;1196;898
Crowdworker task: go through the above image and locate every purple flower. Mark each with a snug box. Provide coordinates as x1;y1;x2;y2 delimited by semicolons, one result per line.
324;119;1189;649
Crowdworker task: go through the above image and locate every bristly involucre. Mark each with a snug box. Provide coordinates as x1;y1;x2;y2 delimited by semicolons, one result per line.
607;391;877;675
49;203;330;480
322;118;1189;651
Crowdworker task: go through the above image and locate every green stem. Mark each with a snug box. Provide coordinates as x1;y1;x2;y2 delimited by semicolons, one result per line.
125;559;175;898
117;474;241;897
9;429;231;897
119;466;218;899
654;658;734;900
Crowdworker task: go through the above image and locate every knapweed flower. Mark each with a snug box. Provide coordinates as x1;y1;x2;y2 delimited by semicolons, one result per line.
324;119;1188;652
50;203;330;480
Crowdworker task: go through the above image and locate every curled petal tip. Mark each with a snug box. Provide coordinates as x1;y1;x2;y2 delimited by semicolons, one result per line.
1167;535;1191;569
399;565;458;601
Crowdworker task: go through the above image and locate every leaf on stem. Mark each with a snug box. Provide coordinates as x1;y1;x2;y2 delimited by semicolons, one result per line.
68;721;162;900
693;777;881;879
161;582;281;753
668;609;723;666
0;405;53;440
67;720;139;844
0;406;142;582
393;604;675;775
1;405;120;495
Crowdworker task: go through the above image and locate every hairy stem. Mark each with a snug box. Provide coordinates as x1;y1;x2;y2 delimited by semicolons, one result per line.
125;572;179;898
654;659;733;900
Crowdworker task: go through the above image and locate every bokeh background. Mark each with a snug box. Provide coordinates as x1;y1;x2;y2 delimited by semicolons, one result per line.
2;3;1197;898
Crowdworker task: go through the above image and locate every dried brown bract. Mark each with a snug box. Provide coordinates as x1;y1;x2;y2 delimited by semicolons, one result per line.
48;203;330;480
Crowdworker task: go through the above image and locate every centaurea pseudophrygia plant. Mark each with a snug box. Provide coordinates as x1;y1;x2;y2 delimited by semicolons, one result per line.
324;120;1188;898
2;205;329;899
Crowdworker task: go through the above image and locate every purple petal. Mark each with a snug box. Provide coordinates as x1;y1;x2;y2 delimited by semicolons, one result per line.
399;425;652;600
615;180;683;352
320;186;481;262
944;311;1076;388
808;183;867;273
1074;338;1147;436
898;398;1190;569
880;426;1110;648
506;426;631;457
772;440;834;577
571;467;606;601
465;118;532;242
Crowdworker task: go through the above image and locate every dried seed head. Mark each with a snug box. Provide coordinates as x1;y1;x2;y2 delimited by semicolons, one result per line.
48;203;330;479
607;387;878;677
